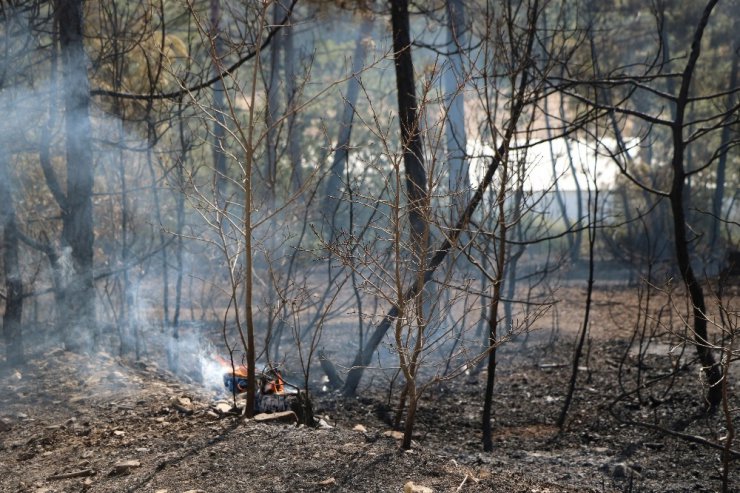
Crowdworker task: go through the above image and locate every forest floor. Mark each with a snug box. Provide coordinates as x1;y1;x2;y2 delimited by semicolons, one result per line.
0;285;738;493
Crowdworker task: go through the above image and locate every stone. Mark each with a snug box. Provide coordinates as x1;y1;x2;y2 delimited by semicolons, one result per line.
214;402;233;414
383;430;404;440
404;481;434;493
353;424;367;433
171;396;194;414
111;460;141;476
612;462;642;480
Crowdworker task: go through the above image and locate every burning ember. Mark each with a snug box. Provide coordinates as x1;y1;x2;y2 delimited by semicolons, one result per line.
209;355;313;423
215;356;288;396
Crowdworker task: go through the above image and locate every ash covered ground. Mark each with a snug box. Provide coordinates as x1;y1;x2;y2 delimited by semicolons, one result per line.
0;286;737;493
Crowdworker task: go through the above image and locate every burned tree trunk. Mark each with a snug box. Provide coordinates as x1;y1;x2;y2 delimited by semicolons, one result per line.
391;0;427;250
668;0;722;409
56;0;96;352
445;0;470;214
388;0;429;448
558;190;598;429
670;169;722;409
283;9;302;193
0;152;24;367
263;1;283;200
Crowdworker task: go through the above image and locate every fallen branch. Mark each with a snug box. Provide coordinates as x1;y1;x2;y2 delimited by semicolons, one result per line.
609;384;740;459
615;415;740;459
47;469;96;480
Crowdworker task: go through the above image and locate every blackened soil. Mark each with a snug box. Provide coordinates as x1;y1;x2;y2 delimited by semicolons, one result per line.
0;287;738;492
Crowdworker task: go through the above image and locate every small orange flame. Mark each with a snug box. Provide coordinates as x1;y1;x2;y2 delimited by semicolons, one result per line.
263;371;285;395
215;355;285;395
215;355;248;377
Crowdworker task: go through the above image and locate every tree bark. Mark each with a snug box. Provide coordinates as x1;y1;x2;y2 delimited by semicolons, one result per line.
263;1;283;200
0;152;24;367
668;0;722;409
390;0;427;249
283;9;302;193
445;0;469;215
481;178;506;451
558;189;598;429
56;0;96;352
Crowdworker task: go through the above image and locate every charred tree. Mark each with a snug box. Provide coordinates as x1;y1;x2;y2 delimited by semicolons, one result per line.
389;0;429;449
480;0;539;451
668;0;722;409
55;0;96;351
557;189;598;429
170;103;188;372
283;7;302;193
0;152;24;367
445;0;469;214
340;140;518;396
561;0;731;409
263;0;283;200
391;0;427;250
481;150;508;452
0;6;24;366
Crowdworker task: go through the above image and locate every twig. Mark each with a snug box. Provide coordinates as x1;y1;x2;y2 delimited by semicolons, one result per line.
456;474;469;491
